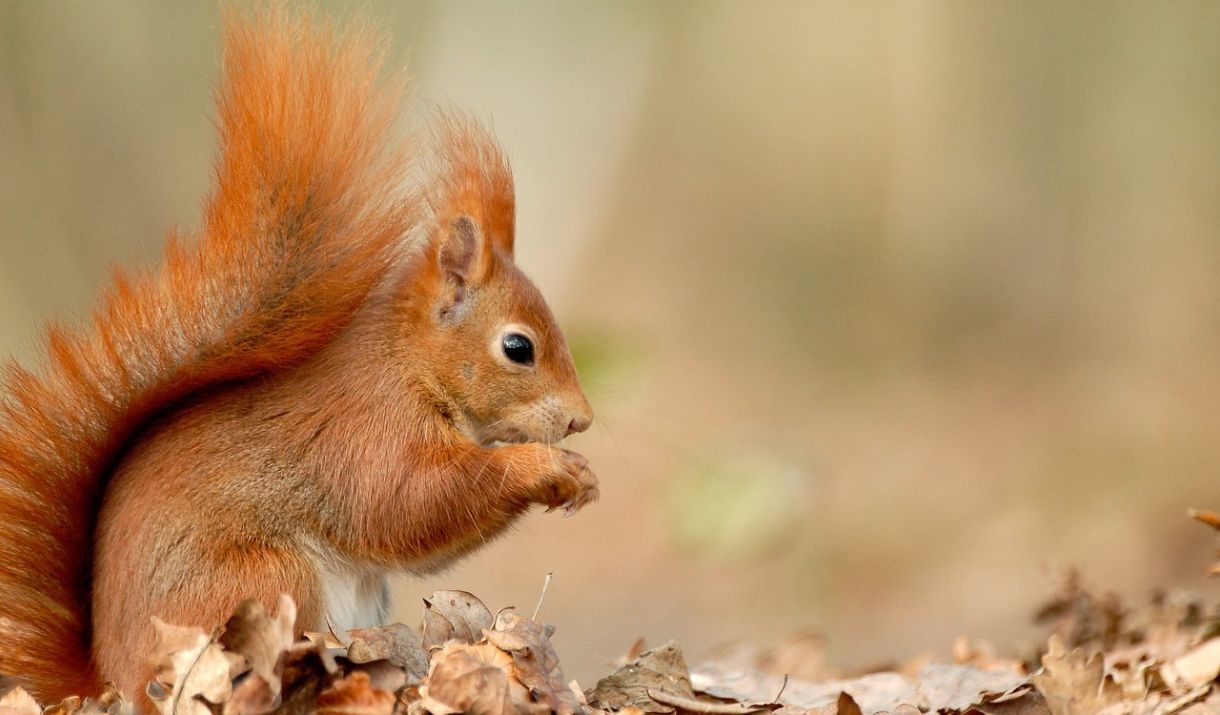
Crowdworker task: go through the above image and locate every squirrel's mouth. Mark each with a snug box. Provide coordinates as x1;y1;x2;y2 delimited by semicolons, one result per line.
483;432;531;448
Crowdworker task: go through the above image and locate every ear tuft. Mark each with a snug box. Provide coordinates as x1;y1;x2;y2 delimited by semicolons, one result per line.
428;112;516;257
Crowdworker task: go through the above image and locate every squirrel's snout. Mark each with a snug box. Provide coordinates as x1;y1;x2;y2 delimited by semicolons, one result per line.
565;414;592;437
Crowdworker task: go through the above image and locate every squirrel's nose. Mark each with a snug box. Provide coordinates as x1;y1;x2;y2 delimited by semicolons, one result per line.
565;414;592;437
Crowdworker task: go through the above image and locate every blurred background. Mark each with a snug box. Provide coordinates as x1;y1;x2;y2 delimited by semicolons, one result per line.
3;0;1220;685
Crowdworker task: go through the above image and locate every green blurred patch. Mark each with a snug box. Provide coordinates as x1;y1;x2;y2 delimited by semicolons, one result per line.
663;453;810;561
566;327;649;393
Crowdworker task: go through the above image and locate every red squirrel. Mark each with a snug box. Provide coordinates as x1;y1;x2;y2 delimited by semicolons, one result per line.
0;7;597;705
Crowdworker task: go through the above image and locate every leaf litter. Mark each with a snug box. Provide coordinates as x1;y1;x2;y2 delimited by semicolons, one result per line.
3;512;1220;713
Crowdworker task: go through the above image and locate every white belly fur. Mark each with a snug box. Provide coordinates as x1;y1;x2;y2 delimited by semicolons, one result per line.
308;542;389;632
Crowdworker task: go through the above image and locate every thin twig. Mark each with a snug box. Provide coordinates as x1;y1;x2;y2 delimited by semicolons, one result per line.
772;674;789;704
170;628;220;715
532;571;554;621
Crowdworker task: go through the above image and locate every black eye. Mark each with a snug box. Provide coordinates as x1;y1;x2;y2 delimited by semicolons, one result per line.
502;333;535;365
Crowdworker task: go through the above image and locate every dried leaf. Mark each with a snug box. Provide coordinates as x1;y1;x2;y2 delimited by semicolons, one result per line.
41;695;82;715
586;641;694;713
148;619;242;715
1030;635;1124;715
1033;573;1125;653
953;638;1029;676
623;638;648;664
421;591;493;650
417;642;534;715
277;643;337;714
1105;657;1157;701
808;692;863;715
305;632;347;649
43;684;129;715
1154;684;1212;714
316;671;396;715
484;610;582;714
965;683;1052;715
223;672;278;715
691;664;919;713
0;687;41;715
915;663;1027;711
646;688;779;714
347;623;428;682
218;595;296;698
763;632;836;682
1162;637;1220;689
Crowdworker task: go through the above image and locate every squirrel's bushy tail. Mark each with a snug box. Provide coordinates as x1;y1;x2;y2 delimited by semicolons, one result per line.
0;8;413;701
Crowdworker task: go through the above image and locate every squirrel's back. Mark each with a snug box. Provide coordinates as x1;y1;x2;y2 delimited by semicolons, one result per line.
0;8;415;701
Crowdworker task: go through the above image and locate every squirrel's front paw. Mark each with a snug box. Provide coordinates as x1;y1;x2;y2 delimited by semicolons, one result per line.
534;448;598;516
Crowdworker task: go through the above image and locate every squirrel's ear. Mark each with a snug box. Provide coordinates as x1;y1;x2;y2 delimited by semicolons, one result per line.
436;215;490;320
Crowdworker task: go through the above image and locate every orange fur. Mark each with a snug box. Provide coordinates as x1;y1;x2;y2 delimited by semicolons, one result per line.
0;6;594;708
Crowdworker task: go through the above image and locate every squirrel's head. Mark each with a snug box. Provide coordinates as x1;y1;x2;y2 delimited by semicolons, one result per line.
395;117;592;447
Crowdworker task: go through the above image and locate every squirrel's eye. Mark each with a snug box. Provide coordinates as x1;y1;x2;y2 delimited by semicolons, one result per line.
501;333;535;366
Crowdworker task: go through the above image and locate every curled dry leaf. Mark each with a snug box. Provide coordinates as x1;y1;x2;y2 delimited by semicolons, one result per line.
415;642;532;715
410;591;587;713
421;591;494;650
347;623;428;683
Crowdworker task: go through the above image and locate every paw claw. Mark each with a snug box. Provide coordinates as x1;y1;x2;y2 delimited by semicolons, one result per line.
524;446;598;515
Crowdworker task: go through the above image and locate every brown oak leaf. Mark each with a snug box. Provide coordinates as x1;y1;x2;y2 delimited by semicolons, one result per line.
1030;635;1123;715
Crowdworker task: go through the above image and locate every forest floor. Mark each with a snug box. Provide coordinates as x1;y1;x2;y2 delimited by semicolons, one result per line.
3;513;1220;715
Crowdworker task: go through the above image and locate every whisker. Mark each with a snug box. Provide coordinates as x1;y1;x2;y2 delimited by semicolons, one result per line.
593;414;630;471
